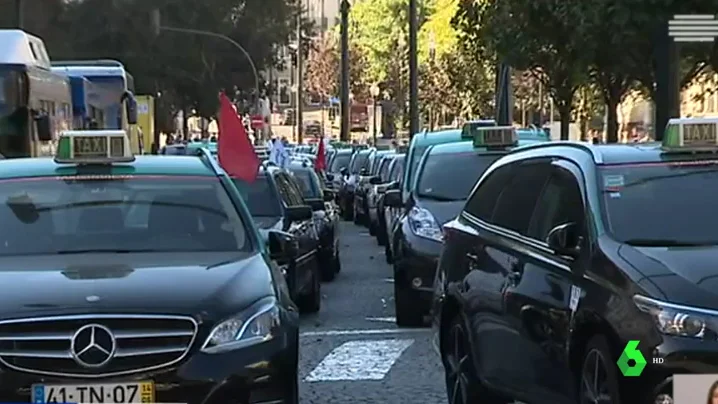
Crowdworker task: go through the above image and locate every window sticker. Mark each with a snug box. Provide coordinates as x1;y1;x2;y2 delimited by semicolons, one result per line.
603;174;624;188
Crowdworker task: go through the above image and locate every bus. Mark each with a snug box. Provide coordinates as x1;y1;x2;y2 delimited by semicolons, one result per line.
0;30;73;157
51;60;140;152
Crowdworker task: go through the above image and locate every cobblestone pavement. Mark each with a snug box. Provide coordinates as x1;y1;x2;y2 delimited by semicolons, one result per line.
298;222;447;403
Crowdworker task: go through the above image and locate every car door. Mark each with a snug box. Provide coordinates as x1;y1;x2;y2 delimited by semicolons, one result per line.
456;160;551;394
274;173;314;294
500;159;590;403
386;157;405;249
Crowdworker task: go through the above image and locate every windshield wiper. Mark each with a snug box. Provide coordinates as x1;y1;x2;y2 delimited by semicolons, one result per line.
624;239;717;247
420;194;462;202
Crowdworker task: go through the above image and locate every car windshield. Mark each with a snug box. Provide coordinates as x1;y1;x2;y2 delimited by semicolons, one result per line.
289;169;321;198
389;156;405;181
407;145;429;186
330;153;351;172
379;157;393;181
350;153;370;174
600;162;718;245
417;152;501;201
0;175;250;256
232;176;283;217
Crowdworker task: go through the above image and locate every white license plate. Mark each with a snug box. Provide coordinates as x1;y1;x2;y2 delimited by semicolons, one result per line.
31;381;154;403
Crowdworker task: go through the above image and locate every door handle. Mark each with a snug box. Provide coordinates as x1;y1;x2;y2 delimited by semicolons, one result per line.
466;253;479;262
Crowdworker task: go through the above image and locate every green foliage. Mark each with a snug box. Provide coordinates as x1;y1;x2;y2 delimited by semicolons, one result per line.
1;0;299;119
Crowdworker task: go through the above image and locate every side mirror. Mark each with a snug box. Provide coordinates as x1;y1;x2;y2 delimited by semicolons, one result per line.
369;176;382;185
323;190;335;201
546;222;581;258
285;205;313;222
326;173;335;181
384;189;402;208
267;230;298;261
35;114;53;142
306;198;325;211
124;92;138;125
340;167;348;176
360;168;368;175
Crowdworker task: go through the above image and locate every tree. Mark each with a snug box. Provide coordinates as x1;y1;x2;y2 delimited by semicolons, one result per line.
455;0;591;139
305;35;339;101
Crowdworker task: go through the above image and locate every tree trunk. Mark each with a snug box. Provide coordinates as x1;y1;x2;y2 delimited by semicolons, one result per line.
559;105;571;140
605;98;620;143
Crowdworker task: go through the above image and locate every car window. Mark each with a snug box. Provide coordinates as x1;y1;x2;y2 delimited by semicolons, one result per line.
274;173;302;206
464;164;514;221
350;153;370;174
284;174;307;204
417;152;502;201
330;153;351;172
599;162;718;244
0;175;250;255
527;165;585;241
389;156;405;182
231;176;282;217
288;169;321;198
489;162;551;233
406;145;429;188
379;157;393;182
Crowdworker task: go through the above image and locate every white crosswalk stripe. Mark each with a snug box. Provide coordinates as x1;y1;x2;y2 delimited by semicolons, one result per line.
305;338;415;381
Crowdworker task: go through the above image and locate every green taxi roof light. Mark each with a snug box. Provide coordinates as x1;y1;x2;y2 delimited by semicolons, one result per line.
54;130;135;164
471;126;517;148
662;118;718;151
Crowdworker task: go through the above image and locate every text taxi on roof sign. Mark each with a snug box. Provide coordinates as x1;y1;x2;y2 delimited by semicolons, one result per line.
0;129;304;404
460;124;518;149
662;116;718;151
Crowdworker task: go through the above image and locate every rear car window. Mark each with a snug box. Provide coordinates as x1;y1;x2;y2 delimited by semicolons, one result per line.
232;176;283;217
330;153;351;172
0;175;250;255
289;169;321;198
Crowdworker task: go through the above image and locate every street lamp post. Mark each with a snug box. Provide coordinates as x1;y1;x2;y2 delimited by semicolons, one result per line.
370;84;380;146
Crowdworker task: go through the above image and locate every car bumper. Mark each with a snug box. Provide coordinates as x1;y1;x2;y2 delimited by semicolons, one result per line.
395;226;443;313
0;332;298;404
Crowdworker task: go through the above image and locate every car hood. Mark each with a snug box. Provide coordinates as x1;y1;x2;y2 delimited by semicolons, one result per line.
619;244;718;307
418;199;465;225
0;252;274;320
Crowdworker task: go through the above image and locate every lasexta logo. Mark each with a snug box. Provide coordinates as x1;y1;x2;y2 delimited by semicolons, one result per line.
616;340;647;376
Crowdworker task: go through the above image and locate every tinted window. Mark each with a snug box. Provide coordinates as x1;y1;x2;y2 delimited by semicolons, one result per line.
289;169;321;198
379;157;394;181
330;153;351;172
0;175;250;255
407;145;429;186
350;153;370;173
232;176;282;217
490;162;551;233
527;165;584;241
465;164;514;220
389;156;405;181
600;162;718;244
371;153;387;174
417;152;502;201
275;173;304;206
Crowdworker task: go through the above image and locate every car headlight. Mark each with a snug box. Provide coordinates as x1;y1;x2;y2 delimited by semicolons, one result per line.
201;298;281;353
407;206;443;242
634;295;714;339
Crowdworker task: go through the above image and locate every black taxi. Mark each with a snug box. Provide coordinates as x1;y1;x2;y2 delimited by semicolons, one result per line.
286;162;342;281
384;127;533;326
431;117;718;404
232;164;322;314
380;154;405;262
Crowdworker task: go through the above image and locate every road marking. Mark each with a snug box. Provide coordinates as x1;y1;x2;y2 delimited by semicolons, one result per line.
300;328;429;337
305;339;414;381
365;316;396;323
382;278;394;283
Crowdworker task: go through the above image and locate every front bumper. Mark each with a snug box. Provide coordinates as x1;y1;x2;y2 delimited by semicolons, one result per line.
395;224;443;314
0;333;298;404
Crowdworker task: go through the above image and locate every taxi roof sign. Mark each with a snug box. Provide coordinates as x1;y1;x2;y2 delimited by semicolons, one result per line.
55;130;134;164
471;126;517;148
461;119;498;139
663;117;718;151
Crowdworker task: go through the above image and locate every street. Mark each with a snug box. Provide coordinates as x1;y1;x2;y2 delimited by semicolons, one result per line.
298;222;446;403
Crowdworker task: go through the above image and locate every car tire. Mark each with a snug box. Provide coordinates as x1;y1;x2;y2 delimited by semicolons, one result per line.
442;315;508;404
578;335;622;404
297;267;321;314
394;280;424;327
333;244;342;274
320;248;337;282
385;241;393;263
281;340;300;404
369;220;376;236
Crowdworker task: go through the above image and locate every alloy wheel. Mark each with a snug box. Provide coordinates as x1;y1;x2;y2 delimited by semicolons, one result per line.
580;348;614;404
445;323;471;404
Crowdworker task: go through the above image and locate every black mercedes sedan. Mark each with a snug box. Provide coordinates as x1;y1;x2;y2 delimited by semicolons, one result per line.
0;152;300;404
287;162;342;281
